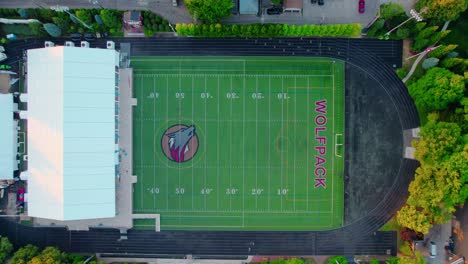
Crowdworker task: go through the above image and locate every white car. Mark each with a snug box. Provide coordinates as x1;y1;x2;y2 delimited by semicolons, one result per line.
0;52;7;62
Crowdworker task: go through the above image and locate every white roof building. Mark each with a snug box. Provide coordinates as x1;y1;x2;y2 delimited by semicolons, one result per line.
27;46;119;221
0;93;17;180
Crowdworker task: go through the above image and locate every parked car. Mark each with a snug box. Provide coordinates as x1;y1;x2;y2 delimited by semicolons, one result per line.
311;0;317;3
17;188;25;203
0;64;11;70
358;0;365;13
266;6;283;15
71;33;81;41
318;0;324;5
0;45;4;52
84;33;95;41
0;53;7;62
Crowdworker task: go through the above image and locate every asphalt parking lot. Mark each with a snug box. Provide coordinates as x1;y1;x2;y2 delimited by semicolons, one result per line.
225;0;379;26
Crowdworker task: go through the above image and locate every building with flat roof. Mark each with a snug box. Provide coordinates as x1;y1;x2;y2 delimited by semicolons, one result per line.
26;46;119;221
0;93;17;180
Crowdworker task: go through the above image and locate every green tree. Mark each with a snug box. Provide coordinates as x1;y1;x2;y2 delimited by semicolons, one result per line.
396;27;410;39
416;0;468;23
398;114;468;234
441;57;464;68
408;67;465;111
43;23;62;37
428;44;458;58
0;237;14;263
380;3;406;19
100;9;121;29
28;247;67;264
285;258;305;264
326;256;348;264
422;57;439;69
185;0;234;24
29;22;47;37
75;9;93;25
52;16;71;33
414;113;464;164
369;259;379;264
397;204;432;234
10;245;39;264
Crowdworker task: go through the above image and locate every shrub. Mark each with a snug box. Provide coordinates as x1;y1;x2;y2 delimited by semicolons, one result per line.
18;8;28;18
52;16;71;33
95;14;103;24
422;57;439;69
367;19;385;37
428;44;458;58
441;57;464;69
396;27;410;39
176;23;362;37
411;38;430;52
43;23;62;37
380;2;405;19
396;68;408;79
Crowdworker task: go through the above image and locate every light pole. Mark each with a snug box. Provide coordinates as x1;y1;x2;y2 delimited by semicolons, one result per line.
385;9;423;36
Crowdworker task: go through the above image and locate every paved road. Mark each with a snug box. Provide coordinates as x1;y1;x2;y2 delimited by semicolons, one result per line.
0;0;194;24
0;0;416;26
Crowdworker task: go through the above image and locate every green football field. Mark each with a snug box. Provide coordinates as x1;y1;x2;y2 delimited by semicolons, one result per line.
132;56;345;231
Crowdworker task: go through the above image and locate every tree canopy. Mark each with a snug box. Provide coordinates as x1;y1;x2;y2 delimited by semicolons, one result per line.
185;0;234;24
380;2;406;19
397;114;468;234
0;237;13;263
10;244;40;264
416;0;468;23
408;67;465;111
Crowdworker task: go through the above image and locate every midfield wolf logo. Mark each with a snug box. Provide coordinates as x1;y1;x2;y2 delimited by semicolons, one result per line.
161;125;199;163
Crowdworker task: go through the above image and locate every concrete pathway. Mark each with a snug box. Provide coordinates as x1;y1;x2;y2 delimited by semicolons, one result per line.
454;206;468;261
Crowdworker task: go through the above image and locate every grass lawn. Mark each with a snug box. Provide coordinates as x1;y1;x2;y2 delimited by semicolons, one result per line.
131;56;345;231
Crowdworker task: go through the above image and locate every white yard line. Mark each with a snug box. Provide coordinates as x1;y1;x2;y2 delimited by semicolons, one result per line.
140;76;144;211
192;75;195;210
217;76;220;210
255;75;259;209
306;76;310;211
229;76;233;210
242;60;246;227
293;76;297;211
153;76;156;210
331;62;335;217
268;75;271;210
204;75;208;210
166;76;169;210
280;76;284;211
136;73;334;78
178;63;182;211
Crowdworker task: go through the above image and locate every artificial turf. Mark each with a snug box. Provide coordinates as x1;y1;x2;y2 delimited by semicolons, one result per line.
132;56;344;231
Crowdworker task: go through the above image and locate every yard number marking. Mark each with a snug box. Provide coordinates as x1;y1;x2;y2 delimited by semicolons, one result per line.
251;188;264;195
175;187;185;194
226;188;239;195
